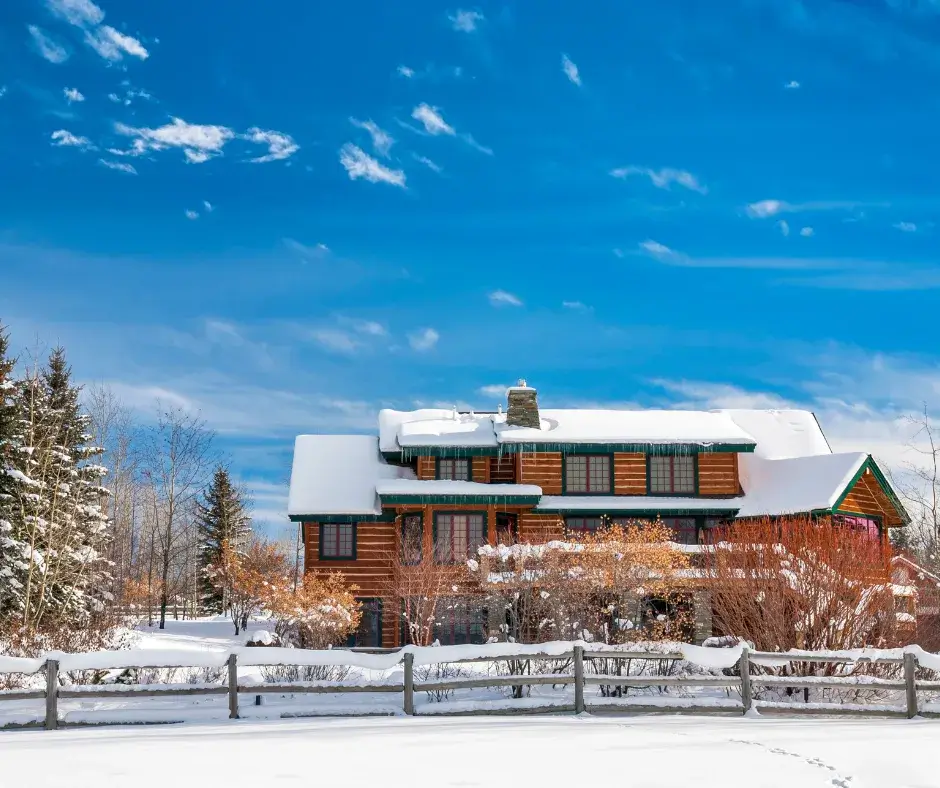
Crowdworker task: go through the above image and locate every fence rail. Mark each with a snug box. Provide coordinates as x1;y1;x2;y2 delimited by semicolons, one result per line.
2;642;939;730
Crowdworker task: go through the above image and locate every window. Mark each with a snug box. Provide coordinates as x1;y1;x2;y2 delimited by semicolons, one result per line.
661;517;697;545
320;522;355;559
434;513;486;564
649;455;696;495
495;513;518;544
401;514;423;565
434;600;486;645
348;599;382;647
437;458;470;481
835;515;881;540
565;455;611;494
566;516;604;535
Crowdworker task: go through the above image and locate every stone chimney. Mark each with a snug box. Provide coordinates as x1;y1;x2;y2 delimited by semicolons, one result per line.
506;379;541;429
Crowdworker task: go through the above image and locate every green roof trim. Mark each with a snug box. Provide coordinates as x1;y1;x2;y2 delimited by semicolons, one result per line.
388;442;755;459
830;455;910;526
379;494;541;506
535;506;741;517
288;512;396;523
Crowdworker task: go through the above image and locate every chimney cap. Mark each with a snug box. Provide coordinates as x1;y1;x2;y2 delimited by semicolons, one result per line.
507;378;535;392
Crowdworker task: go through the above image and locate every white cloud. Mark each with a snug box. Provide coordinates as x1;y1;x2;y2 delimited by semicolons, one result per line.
98;158;137;174
203;200;213;212
412;154;442;173
84;25;148;61
284;238;331;261
746;199;791;218
107;92;121;103
800;227;814;237
785;80;801;89
449;9;484;32
638;239;681;260
350;118;394;157
338;143;406;187
411;103;455;136
561;54;581;86
28;25;69;63
479;384;508;397
243;127;299;163
0;86;6;99
894;222;918;233
311;329;361;355
353;320;387;337
462;133;493;155
610;166;707;195
115;117;235;163
47;0;105;27
64;87;85;103
185;209;199;220
562;300;590;310
397;65;415;78
488;290;523;307
408;327;440;352
51;129;93;149
777;220;790;237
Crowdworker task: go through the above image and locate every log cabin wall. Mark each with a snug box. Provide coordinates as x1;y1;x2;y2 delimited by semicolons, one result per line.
416;457;435;480
472;456;489;483
614;453;647;495
519;512;565;542
517;452;563;493
490;455;517;483
697;452;741;496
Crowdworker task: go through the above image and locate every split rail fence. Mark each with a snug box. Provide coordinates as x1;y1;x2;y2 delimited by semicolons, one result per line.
1;643;939;730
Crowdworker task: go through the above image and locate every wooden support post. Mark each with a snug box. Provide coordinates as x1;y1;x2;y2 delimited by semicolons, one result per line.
573;645;585;714
227;654;239;720
904;651;918;719
45;659;59;731
403;652;415;715
739;648;753;715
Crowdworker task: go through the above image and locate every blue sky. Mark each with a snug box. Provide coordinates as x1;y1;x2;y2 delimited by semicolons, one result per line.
2;0;939;536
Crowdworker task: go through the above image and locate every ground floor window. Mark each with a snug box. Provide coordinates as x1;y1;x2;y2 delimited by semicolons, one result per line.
433;599;487;645
348;598;382;648
565;516;604;535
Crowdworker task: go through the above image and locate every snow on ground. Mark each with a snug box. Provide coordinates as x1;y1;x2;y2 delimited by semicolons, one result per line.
1;715;937;788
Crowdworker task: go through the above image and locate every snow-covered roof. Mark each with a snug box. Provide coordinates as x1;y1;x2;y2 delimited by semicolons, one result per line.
288;435;415;517
378;408;497;451
376;480;542;498
720;409;831;459
735;452;867;518
536;496;743;512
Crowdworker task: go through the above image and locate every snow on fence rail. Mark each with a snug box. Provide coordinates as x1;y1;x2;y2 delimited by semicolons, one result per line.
2;641;940;729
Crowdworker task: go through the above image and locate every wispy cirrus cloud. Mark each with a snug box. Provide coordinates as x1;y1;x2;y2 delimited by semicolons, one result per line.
310;328;362;355
800;227;814;237
488;290;523;307
894;222;917;233
411;104;455;136
46;0;149;62
47;0;104;27
777;220;790;237
338;144;406;187
243;128;299;163
478;384;508;397
28;25;69;63
610;166;707;194
562;54;582;86
449;9;484;32
397;65;415;78
184;209;199;220
98;158;136;174
350;118;394;157
784;80;801;89
114;118;235;162
562;301;591;311
408;327;440;352
412;154;442;173
745;199;872;219
63;87;84;103
51;129;94;150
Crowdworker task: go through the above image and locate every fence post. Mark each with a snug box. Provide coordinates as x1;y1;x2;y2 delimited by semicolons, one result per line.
45;659;59;731
573;646;585;714
227;653;239;720
739;647;752;715
403;652;415;716
904;651;918;719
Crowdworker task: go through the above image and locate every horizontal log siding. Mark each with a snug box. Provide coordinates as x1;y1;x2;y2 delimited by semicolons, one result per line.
304;521;394;598
518;452;562;494
614;453;647;495
472;456;489;483
519;513;564;543
841;471;904;527
490;455;517;483
697;452;741;496
416;457;436;480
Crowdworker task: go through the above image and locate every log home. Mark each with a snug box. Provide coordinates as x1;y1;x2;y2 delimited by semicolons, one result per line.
288;383;908;647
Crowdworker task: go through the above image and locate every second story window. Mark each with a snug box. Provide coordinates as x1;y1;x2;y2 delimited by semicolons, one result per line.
320;522;355;560
649;455;696;495
565;455;611;494
401;514;423;565
437;458;470;481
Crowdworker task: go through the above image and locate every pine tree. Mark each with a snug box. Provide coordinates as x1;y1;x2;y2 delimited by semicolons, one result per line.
0;322;24;623
196;466;252;614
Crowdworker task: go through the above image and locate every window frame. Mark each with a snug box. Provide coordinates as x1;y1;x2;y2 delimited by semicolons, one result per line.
318;521;357;561
433;510;488;565
400;512;424;566
564;516;605;536
433;599;487;646
436;457;471;481
562;453;614;496
347;597;383;647
646;453;699;497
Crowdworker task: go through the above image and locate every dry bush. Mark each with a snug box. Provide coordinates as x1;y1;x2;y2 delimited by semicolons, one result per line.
263;571;361;650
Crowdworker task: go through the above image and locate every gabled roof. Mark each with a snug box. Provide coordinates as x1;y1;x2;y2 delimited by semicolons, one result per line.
720;409;832;459
288;435;415;518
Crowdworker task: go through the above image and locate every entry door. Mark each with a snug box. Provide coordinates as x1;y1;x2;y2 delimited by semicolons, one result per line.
496;513;518;544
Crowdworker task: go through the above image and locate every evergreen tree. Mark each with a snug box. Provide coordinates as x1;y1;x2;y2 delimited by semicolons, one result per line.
0;323;23;622
196;466;252;613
